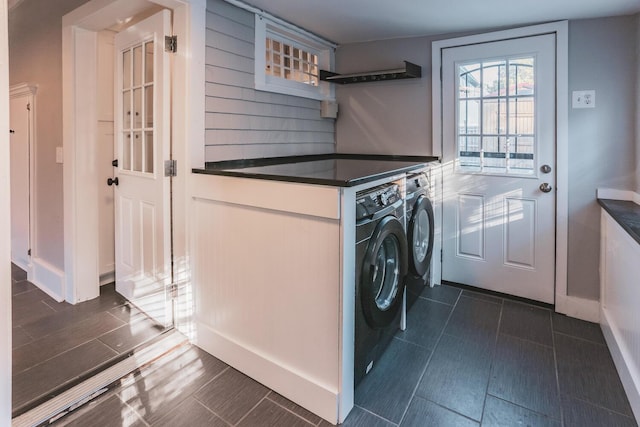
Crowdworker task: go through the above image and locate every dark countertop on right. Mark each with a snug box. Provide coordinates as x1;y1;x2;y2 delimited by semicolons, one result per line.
598;199;640;245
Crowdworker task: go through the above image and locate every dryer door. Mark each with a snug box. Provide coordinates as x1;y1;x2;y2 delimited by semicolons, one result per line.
361;216;408;328
408;194;435;277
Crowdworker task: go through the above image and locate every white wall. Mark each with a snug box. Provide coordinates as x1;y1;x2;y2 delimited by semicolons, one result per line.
335;15;639;302
8;0;91;272
204;0;335;161
1;0;11;422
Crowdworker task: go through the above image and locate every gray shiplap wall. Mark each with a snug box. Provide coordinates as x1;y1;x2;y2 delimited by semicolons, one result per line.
205;0;335;161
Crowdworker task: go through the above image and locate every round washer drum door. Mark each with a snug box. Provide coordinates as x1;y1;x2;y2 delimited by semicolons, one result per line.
361;215;408;328
408;195;434;277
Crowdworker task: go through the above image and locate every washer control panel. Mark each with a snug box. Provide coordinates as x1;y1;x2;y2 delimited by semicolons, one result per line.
356;183;402;220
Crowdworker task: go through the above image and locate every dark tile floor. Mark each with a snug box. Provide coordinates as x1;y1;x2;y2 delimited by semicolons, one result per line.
48;283;638;426
11;263;166;416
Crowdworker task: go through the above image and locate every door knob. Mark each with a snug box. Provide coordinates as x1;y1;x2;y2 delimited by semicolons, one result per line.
540;164;552;174
107;177;119;186
539;183;552;193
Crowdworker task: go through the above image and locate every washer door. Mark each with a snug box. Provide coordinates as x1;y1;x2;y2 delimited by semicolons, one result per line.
408;195;435;277
361;216;408;328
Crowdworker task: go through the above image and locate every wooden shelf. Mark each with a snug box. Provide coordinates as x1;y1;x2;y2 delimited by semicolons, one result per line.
319;61;422;84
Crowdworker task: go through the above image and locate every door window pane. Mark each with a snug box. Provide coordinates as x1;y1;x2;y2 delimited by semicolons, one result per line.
145;131;154;173
133;132;142;172
458;100;480;135
145;86;153;128
133;46;142;87
123;90;131;129
144;41;154;83
133;88;142;128
123;50;131;89
456;56;536;176
123;132;132;171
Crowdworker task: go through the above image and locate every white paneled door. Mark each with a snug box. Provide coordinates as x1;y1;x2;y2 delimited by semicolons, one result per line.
441;34;556;303
114;9;172;326
9;93;31;269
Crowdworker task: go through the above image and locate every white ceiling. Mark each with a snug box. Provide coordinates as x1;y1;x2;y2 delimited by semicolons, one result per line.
241;0;640;44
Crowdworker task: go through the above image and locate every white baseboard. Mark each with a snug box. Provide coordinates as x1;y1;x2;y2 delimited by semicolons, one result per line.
555;294;600;323
601;308;640;422
99;270;115;286
195;321;340;425
31;257;65;302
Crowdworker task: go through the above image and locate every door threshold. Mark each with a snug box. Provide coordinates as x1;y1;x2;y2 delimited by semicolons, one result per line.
11;329;188;427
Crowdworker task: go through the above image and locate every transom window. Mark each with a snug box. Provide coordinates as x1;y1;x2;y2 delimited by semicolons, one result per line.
265;37;319;86
255;15;334;101
121;40;154;174
456;57;536;175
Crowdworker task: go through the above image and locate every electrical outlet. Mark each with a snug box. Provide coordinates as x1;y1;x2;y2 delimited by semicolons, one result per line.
572;90;596;109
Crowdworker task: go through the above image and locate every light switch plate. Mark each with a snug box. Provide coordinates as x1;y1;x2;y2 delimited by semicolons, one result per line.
56;147;63;164
572;90;596;109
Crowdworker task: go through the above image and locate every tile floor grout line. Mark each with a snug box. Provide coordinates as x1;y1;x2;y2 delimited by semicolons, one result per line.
551;318;566;427
416;295;456;307
552;329;608;346
486;392;563;422
231;394;270;427
561;393;637;420
191;365;230;402
115;390;152;427
264;395;319;426
13;337;120;378
477;296;504;425
191;392;233;426
395;287;463;426
353;404;399;426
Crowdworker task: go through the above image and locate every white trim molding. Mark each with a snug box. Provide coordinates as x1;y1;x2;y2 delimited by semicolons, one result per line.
431;21;570;313
31;257;65;302
597;188;640;204
1;0;13;422
62;0;205;306
600;207;640;421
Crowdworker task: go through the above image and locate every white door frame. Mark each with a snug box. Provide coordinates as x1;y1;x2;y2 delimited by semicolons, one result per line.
1;0;12;422
432;22;578;317
62;0;206;304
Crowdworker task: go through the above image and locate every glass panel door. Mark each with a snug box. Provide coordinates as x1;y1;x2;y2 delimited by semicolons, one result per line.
121;40;154;174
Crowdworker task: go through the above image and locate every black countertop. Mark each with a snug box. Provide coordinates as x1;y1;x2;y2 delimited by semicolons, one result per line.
193;154;439;187
598;199;640;245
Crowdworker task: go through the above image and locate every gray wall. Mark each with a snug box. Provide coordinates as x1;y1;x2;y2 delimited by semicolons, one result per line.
335;15;639;301
204;0;335;161
9;0;91;272
567;15;638;299
335;37;432;155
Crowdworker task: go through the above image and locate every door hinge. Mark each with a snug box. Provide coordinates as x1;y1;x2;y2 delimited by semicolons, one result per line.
440;249;443;263
169;283;178;299
28;249;31;256
164;159;177;177
26;102;31;111
165;35;177;53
